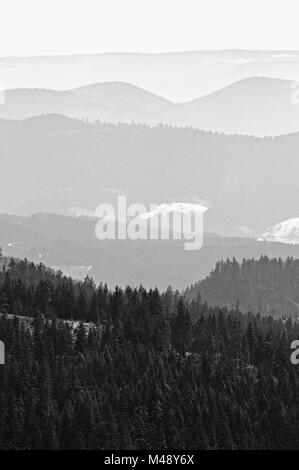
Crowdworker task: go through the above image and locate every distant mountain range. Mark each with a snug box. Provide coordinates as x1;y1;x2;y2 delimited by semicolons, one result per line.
0;115;299;235
2;50;299;102
2;212;299;290
0;82;180;126
0;77;298;135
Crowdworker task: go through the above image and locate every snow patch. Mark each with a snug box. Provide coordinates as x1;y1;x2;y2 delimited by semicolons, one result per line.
138;202;208;220
259;218;299;244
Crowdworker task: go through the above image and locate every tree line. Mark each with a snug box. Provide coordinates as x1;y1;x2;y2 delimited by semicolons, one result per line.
186;256;299;318
0;255;299;449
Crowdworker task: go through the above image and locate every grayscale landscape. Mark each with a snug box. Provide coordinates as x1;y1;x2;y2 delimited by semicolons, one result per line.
2;0;299;452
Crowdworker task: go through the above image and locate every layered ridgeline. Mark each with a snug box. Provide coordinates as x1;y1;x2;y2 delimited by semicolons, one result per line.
2;213;299;289
1;255;299;449
3;50;299;102
1;77;299;135
1;116;299;237
186;256;299;318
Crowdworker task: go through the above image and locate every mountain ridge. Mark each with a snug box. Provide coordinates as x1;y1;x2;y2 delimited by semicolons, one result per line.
0;77;297;135
2;50;299;102
2;212;299;290
1;116;299;235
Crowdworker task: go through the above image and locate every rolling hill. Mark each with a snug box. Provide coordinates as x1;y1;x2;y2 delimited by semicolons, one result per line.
0;115;299;236
2;50;299;102
0;77;298;135
0;82;181;125
2;213;299;290
181;77;299;135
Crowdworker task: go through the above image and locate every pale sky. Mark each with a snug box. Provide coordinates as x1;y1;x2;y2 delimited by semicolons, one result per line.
0;0;299;56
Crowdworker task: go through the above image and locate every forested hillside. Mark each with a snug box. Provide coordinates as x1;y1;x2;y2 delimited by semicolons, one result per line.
1;255;299;449
186;256;299;318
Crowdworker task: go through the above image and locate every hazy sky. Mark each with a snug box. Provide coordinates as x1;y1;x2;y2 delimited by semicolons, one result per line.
0;0;299;56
